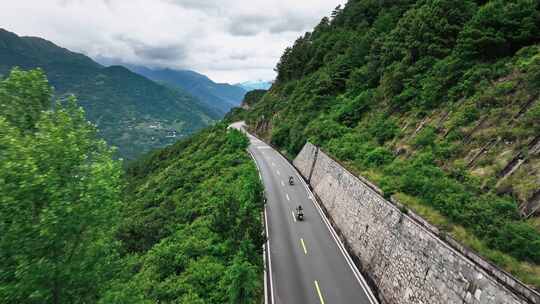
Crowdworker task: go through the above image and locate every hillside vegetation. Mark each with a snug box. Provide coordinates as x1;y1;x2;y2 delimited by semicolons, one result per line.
232;0;540;288
0;29;219;159
109;124;264;303
243;90;267;107
0;68;264;303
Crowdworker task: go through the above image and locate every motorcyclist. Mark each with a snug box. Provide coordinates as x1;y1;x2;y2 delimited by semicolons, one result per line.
296;205;304;220
289;176;294;185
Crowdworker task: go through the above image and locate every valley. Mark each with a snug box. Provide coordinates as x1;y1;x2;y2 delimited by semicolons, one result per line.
0;29;220;159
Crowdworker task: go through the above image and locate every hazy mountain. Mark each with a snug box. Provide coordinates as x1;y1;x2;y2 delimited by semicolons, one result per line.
235;80;272;91
0;28;219;159
122;65;247;115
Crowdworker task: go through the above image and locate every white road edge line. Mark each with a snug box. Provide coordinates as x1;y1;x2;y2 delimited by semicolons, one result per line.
272;144;379;304
264;206;275;304
247;147;275;304
263;243;268;304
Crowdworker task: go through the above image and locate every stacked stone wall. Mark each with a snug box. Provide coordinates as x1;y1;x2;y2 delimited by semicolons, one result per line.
293;142;539;304
293;143;317;181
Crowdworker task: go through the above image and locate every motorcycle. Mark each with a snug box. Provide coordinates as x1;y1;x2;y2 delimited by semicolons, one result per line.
289;176;294;185
296;206;304;221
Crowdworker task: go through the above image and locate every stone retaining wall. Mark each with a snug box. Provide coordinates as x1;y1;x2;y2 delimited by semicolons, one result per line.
293;142;539;304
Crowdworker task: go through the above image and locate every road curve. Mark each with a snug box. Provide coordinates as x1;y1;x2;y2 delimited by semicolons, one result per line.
230;122;378;304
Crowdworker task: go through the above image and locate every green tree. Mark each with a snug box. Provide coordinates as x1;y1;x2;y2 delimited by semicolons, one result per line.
0;68;52;131
382;0;476;65
458;0;540;60
0;69;123;303
222;252;260;304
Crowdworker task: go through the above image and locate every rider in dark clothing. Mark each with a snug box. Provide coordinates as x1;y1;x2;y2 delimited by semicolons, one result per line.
296;205;304;220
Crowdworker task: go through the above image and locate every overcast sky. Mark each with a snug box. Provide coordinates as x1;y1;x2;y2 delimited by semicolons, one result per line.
1;0;345;83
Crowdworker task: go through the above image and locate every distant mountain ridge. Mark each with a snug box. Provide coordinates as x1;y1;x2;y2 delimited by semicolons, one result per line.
235;80;272;91
0;28;218;159
123;65;247;115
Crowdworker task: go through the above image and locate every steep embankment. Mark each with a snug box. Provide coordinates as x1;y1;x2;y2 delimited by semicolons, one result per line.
0;29;220;159
105;125;265;303
230;0;540;288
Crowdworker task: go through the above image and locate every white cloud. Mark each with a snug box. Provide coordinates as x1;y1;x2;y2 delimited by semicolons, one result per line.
1;0;345;83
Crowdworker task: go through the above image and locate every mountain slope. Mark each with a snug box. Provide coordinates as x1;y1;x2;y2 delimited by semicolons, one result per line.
0;28;219;159
231;0;540;288
126;65;247;115
108;125;264;302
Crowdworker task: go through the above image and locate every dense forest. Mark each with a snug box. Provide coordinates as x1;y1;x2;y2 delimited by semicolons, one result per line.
230;0;540;288
0;68;264;303
108;124;264;303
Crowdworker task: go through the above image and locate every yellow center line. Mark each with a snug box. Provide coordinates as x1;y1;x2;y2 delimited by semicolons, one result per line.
300;238;307;255
314;280;325;304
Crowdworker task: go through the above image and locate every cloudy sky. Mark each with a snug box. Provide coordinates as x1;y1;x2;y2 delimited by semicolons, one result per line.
1;0;345;83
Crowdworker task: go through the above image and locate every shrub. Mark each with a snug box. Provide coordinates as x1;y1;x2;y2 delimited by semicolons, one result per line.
334;90;374;127
526;102;540;132
364;147;394;167
457;0;540;61
413;126;437;148
306;117;348;146
227;129;249;150
325;132;371;161
366;114;399;144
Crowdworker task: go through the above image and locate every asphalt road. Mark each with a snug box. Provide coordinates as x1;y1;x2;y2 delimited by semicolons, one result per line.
230;122;377;304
